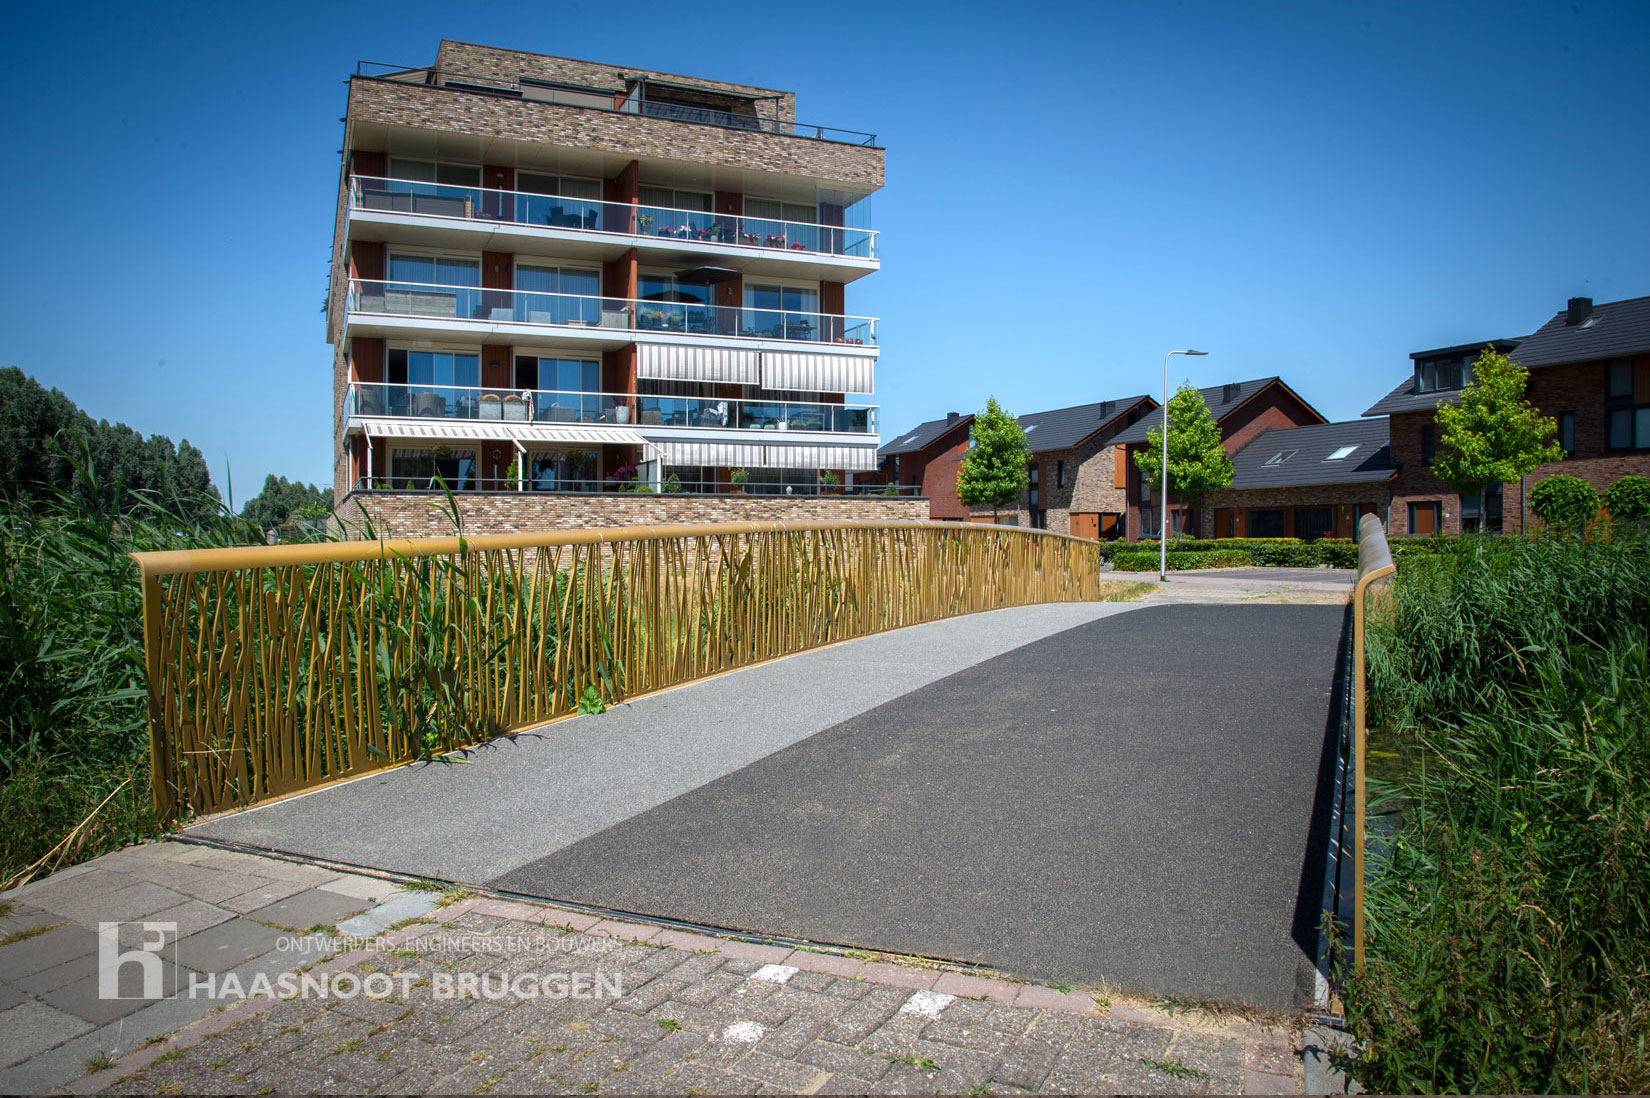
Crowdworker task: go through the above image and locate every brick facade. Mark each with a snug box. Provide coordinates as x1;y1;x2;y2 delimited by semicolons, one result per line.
333;490;929;539
1386;356;1650;535
1203;483;1388;539
972;437;1132;536
882;419;972;520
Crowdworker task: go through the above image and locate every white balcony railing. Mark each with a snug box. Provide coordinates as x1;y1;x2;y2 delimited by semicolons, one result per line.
350;175;878;260
349;382;878;435
347;279;877;346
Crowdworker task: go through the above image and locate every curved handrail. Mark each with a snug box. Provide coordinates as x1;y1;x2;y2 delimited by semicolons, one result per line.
1351;512;1397;970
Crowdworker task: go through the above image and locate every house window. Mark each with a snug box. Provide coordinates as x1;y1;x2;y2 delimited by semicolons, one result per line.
1557;412;1575;454
1605;358;1648;451
517;172;601;200
638;186;713;213
743;282;819;338
1293;507;1335;541
1416;355;1471;393
387;349;480;392
1421;423;1436;464
516;263;601;325
1408;501;1442;536
1056;460;1066;488
1027;461;1039;509
1248;509;1286;537
387;252;479;287
1325;445;1358;461
1607;359;1634;399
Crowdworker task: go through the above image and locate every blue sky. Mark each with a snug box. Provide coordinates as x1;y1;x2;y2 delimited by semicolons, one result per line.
2;0;1646;504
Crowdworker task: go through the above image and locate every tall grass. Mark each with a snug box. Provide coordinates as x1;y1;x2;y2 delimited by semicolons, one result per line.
0;443;282;886
1347;533;1650;1093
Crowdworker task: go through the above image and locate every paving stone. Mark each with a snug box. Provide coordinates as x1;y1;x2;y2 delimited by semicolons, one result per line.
1012;983;1097;1013
45;881;194;926
163;917;284;973
216;876;314;914
40;961;185;1026
316;873;404;902
0;982;25;1011
0;907;60;938
796;1037;894;1082
335;891;440;937
711;939;793;964
0;999;94;1069
12;869;140;914
116;899;235;945
13;949;97;995
859;960;941;990
1170;1030;1247;1091
244;887;372;930
1247;1067;1298;1093
1246;1039;1297;1075
933;970;1020;1004
734;1048;833;1092
992;1033;1064;1090
0;922;96;980
785;950;865;978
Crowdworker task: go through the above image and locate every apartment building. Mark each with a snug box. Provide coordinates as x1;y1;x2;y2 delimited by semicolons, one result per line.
325;41;915;535
876;412;974;520
1113;377;1326;539
1366;295;1650;535
964;397;1156;535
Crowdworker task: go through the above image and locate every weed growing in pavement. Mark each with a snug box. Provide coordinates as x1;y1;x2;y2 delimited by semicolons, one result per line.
1140;1057;1210;1080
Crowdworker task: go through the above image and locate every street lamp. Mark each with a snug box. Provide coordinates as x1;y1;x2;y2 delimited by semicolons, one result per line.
1160;349;1208;581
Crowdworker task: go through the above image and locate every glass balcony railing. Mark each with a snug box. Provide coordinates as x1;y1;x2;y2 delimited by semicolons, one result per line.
347;279;877;346
349;383;878;435
350;176;878;259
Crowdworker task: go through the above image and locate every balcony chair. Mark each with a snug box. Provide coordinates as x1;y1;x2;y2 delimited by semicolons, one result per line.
640;408;663;426
412;392;446;418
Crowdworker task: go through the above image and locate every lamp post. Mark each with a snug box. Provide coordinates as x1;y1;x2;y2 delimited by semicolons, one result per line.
1160;349;1208;581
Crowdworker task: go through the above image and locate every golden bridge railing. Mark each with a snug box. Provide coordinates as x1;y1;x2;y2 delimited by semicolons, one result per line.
131;521;1103;822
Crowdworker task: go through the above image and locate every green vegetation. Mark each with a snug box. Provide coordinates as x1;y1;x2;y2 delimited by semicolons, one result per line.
1103;536;1358;569
1529;473;1602;532
1605;475;1650;524
239;474;330;533
1347;532;1650;1093
1139;1057;1210;1080
957;397;1030;522
1433;347;1564;522
1132;382;1233;540
0;370;322;886
1112;548;1250;571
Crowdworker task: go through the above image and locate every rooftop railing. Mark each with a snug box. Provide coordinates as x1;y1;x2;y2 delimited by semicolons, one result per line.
350;175;878;260
355;62;879;146
347;279;877;346
348;382;878;435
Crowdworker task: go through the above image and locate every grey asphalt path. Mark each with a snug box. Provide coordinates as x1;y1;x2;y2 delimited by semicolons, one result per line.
493;603;1347;1009
189;600;1144;882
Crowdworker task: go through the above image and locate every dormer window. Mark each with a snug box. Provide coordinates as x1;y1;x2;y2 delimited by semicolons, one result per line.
1416;354;1474;393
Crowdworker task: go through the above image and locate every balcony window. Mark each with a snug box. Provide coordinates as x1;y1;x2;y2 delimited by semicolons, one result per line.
515;172;603;229
529;450;598;492
518;172;601;199
515;264;600;325
639;186;712;212
638;275;715;333
388;253;479;287
387;349;480;389
745;196;820;251
745;283;818;341
387;159;480;187
391;446;476;490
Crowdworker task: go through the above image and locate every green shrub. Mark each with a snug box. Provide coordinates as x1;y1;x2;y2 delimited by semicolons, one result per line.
1529;474;1601;531
1112;549;1250;571
1605;475;1650;523
1317;538;1358;568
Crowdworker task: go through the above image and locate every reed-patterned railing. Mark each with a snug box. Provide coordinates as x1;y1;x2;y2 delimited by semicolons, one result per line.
131;521;1103;822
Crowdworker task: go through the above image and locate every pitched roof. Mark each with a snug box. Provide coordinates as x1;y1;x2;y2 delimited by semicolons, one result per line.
1229;418;1395;489
1360;337;1522;417
1110;377;1314;445
878;414;972;457
1016;395;1154;453
1508;294;1650;368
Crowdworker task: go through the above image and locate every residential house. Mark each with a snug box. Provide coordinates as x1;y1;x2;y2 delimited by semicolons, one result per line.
1205;418;1395;539
1110;377;1327;539
954;397;1155;535
325;41;914;536
1366;295;1650;536
876;412;973;519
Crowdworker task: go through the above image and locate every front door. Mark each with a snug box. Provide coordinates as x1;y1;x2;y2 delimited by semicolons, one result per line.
1070;513;1100;540
1409;501;1440;535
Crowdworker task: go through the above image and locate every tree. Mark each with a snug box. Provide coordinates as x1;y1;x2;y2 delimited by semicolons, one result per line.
957;397;1030;523
1132;382;1233;540
241;474;332;532
1434;348;1564;531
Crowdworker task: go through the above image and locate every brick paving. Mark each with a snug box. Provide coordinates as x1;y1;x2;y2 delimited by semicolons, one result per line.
28;877;1304;1095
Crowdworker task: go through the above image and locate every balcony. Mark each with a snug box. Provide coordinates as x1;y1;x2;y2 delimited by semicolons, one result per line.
348;382;879;435
349;176;878;263
346;280;877;348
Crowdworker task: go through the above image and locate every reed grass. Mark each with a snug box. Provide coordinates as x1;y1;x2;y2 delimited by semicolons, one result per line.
1346;532;1650;1093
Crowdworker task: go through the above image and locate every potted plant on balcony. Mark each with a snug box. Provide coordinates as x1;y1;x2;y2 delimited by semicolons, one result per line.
730;467;749;494
503;457;521;489
608;464;638;492
819;470;842;495
638;213;653;234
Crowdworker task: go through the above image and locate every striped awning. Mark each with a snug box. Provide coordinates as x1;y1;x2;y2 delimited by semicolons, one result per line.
655;441;767;467
356;417;647;447
637;344;760;385
657;439;877;471
760;352;875;394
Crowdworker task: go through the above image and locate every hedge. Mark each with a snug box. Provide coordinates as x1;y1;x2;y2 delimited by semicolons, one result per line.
1112;549;1252;571
1102;536;1359;568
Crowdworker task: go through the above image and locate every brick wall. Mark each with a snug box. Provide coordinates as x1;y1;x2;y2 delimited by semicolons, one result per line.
434;41;797;122
977;439;1132;535
346;79;882;190
334;491;930;539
